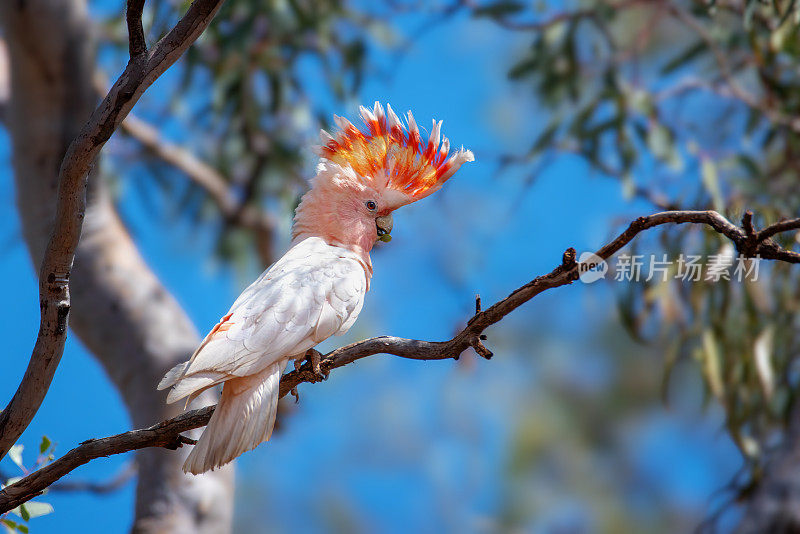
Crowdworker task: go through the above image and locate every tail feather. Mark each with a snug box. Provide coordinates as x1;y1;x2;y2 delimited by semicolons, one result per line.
182;360;286;475
165;371;227;404
157;361;189;391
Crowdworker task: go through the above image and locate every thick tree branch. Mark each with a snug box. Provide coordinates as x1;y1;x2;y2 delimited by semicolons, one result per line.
1;208;797;513
0;0;227;461
0;409;213;511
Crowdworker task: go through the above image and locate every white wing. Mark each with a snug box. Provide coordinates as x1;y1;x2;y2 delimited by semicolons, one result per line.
160;237;367;403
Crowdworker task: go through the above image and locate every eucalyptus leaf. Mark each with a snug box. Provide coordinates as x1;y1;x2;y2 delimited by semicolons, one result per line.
21;501;53;519
7;445;23;471
0;519;18;534
661;41;707;74
38;436;51;455
701;329;725;401
701;158;725;213
754;326;775;399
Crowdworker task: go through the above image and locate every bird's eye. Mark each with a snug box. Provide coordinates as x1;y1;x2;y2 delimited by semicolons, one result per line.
365;200;377;211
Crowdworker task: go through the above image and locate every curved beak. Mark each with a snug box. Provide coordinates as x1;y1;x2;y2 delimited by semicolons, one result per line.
376;214;393;242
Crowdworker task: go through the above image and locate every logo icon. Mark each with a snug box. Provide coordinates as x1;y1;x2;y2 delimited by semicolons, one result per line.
578;252;608;283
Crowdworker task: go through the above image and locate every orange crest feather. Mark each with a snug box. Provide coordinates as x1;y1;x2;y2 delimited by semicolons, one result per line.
316;102;474;204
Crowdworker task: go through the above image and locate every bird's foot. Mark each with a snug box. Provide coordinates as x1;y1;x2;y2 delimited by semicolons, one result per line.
304;348;329;382
290;387;300;404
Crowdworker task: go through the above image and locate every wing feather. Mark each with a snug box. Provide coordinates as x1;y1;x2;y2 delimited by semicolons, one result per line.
165;237;368;402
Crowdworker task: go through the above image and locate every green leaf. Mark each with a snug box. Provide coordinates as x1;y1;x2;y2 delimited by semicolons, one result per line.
739;433;761;459
661;337;682;408
628;89;654;115
645;122;682;171
508;55;538;80
646;123;673;161
754;326;775;399
780;0;797;26
472;1;525;18
737;154;760;177
529;120;559;155
621;173;635;200
701;157;725;212
661;40;707;74
701;329;725;401
7;445;23;470
22;501;53;519
38;436;51;455
1;519;18;534
19;504;29;522
771;11;796;50
543;20;567;46
744;0;757;30
745;107;762;135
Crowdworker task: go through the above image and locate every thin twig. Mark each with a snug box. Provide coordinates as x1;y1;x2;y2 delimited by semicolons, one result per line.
756;218;800;243
666;2;800;133
0;463;136;494
49;462;136;494
464;0;652;31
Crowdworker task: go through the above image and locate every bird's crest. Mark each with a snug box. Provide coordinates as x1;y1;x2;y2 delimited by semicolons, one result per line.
316;102;474;205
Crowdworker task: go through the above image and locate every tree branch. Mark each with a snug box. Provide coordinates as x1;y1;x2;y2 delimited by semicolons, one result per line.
1;208;797;512
49;463;136;494
0;0;227;461
756;217;800;243
665;2;800;133
118;112;277;241
461;0;650;31
0;463;136;495
126;0;147;58
0;410;212;512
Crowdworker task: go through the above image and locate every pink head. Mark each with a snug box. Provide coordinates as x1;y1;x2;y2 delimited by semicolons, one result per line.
292;102;474;263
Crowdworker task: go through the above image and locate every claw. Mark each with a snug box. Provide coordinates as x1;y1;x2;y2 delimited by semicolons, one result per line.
305;348;329;381
290;387;299;403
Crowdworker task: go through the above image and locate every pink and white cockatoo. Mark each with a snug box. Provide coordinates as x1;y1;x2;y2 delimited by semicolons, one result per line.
158;102;474;474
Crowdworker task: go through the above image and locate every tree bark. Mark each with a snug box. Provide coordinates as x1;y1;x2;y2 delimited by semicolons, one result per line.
0;1;233;532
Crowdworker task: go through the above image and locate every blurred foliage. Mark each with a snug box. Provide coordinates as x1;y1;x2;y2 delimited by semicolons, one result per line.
499;319;709;533
1;437;56;533
471;0;800;501
98;0;395;267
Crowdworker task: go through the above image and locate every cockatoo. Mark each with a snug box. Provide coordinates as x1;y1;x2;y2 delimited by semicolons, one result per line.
158;102;474;474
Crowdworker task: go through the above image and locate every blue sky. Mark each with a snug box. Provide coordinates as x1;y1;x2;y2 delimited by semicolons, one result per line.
0;3;742;533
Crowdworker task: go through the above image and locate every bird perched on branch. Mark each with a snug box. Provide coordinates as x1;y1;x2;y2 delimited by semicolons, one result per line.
158;102;474;474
